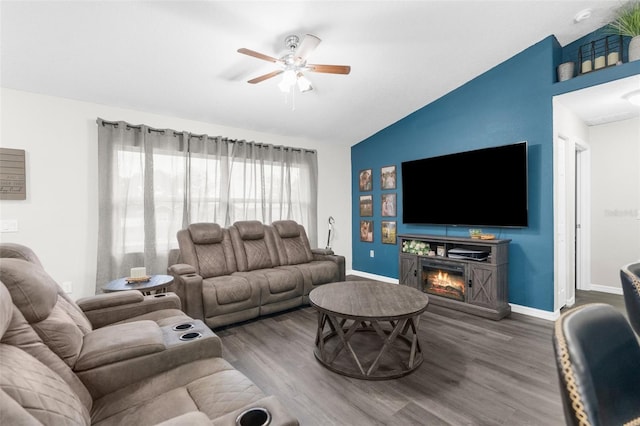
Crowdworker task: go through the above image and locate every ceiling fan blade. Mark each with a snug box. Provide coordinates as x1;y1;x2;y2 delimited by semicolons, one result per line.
247;70;283;84
237;48;280;64
307;64;351;75
294;34;321;63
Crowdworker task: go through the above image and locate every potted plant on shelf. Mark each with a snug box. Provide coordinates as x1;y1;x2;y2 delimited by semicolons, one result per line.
608;0;640;61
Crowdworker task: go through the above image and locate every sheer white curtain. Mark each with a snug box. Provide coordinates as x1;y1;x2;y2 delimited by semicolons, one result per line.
188;136;317;228
97;119;318;290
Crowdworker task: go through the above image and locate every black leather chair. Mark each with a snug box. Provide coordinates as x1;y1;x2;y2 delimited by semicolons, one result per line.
620;261;640;336
552;303;640;426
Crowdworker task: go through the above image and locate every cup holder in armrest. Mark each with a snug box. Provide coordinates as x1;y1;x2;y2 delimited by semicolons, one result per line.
172;323;194;331
179;332;202;341
236;407;271;426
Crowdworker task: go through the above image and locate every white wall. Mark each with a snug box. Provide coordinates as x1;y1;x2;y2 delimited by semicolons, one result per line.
589;117;640;291
0;88;352;299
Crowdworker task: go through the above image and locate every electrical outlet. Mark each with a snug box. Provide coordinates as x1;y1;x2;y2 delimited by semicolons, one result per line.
62;281;72;294
369;250;375;258
0;219;18;233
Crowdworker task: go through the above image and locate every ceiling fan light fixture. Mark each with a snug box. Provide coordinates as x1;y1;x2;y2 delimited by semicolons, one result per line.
238;33;350;99
297;73;313;93
623;89;640;106
278;69;297;93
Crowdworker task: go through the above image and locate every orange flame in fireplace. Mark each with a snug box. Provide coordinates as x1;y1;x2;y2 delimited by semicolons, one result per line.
433;270;464;292
436;271;449;286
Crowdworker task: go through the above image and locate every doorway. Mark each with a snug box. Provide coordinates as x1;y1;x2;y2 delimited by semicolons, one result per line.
554;135;578;310
553;75;640;313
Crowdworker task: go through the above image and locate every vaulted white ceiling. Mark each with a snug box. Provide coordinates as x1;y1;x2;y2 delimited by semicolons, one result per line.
0;1;629;145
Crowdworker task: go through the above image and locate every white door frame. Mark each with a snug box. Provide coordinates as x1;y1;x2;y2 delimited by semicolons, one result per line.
554;135;591;311
554;135;572;310
574;140;591;291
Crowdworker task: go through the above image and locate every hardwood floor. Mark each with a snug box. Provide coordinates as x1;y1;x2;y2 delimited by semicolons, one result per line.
216;296;569;425
572;289;626;315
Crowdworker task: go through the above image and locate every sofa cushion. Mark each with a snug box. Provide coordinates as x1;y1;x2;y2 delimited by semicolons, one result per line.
272;221;314;266
189;223;223;244
0;258;59;323
1;303;94;412
32;302;85;368
263;268;300;294
0;258;93;333
195;243;233;278
230;222;280;272
202;276;253;306
58;295;93;334
0;242;44;267
233;220;265;240
0;281;12;336
285;261;339;286
0;262;90;369
273;220;300;238
90;358;264;425
243;240;274;270
0;344;91;425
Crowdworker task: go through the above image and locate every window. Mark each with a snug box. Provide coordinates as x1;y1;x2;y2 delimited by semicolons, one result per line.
97;119;318;286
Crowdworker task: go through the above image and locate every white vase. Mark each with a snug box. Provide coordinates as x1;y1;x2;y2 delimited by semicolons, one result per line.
630;35;640;62
557;62;575;82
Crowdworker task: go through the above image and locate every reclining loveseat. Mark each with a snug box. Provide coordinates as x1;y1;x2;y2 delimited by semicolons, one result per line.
168;220;345;328
0;243;298;425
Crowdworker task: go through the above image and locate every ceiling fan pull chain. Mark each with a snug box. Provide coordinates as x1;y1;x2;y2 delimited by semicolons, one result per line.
291;88;296;111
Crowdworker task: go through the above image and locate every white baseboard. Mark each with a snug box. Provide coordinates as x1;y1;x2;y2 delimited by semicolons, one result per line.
587;284;623;295
510;303;559;321
347;270;398;284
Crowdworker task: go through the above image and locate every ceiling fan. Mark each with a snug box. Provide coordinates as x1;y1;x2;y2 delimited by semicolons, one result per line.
237;34;351;93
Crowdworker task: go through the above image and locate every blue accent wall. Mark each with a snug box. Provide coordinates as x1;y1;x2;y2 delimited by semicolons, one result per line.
351;34;640;312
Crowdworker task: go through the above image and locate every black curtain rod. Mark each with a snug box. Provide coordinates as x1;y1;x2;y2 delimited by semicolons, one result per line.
98;119;315;154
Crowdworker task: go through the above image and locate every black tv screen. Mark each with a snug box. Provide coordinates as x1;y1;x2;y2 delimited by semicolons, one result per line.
401;142;528;227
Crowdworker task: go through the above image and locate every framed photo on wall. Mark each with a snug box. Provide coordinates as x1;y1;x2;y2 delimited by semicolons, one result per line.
359;169;372;191
381;165;396;190
360;220;373;242
381;193;396;217
359;195;373;216
381;221;397;244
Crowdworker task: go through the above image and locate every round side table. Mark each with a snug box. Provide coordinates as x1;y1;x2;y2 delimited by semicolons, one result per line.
102;274;174;296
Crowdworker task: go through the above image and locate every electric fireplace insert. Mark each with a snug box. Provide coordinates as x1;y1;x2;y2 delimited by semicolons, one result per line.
421;259;466;302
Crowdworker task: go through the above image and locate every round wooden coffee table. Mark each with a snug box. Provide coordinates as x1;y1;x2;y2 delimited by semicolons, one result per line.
309;281;429;380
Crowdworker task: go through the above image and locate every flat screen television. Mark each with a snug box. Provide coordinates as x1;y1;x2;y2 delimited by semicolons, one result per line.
401;141;528;227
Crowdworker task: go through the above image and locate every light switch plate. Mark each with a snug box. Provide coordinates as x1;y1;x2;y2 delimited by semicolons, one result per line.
0;220;18;233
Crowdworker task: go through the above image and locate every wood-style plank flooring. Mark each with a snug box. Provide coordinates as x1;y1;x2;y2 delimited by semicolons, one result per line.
216;285;625;426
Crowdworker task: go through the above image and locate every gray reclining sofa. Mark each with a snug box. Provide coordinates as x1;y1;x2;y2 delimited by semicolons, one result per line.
0;243;298;425
168;220;346;328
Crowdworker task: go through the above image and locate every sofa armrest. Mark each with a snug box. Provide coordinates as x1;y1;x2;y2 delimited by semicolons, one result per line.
77;290;144;311
168;264;205;320
77;292;183;329
76;319;222;398
169;263;196;275
311;248;334;256
312;252;346;282
75;320;164;371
